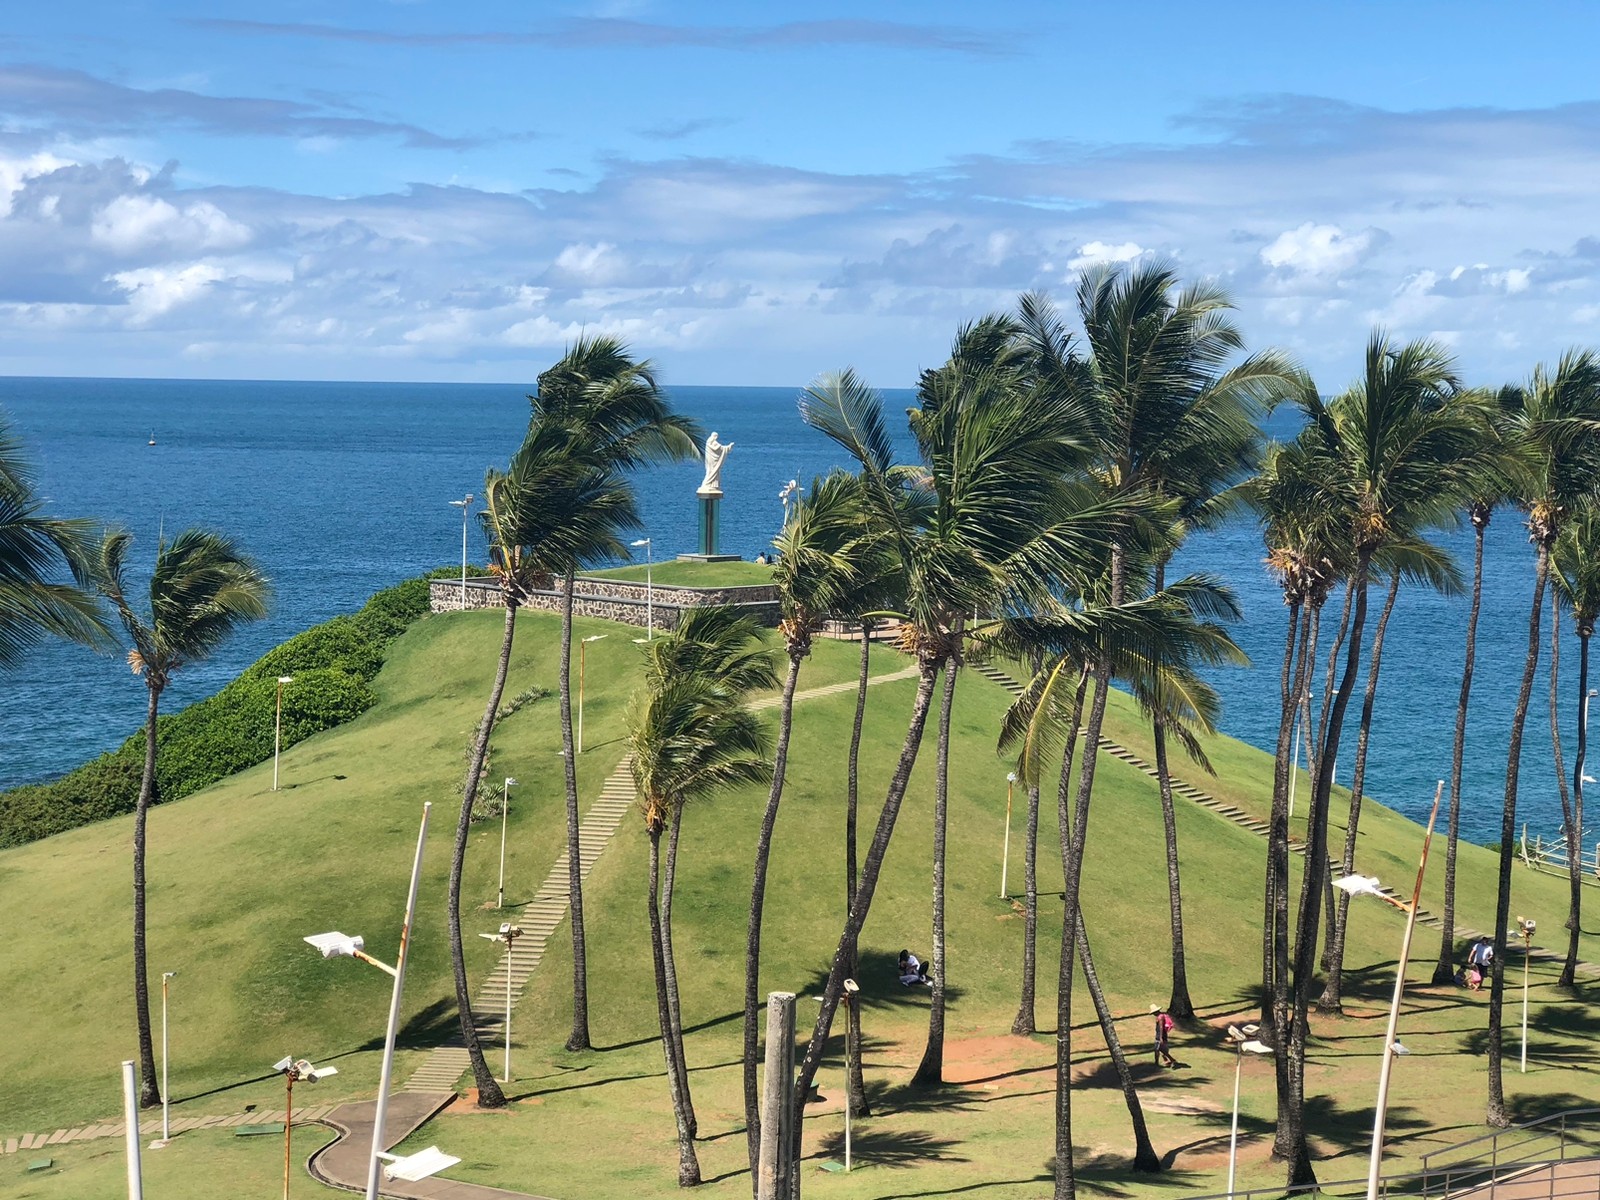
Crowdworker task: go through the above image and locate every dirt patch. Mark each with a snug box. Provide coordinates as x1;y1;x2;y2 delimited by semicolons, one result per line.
941;1034;1053;1091
445;1088;515;1114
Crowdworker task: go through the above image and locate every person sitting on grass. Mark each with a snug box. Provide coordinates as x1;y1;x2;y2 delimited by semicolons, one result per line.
898;949;932;987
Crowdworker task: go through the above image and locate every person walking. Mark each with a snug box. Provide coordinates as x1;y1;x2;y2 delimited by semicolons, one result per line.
1151;1004;1178;1068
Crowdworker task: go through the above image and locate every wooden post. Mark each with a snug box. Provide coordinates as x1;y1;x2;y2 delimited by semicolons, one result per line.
757;991;796;1200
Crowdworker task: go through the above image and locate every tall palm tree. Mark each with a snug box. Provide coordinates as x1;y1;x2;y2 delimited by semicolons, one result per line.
629;609;773;1189
1488;352;1600;1126
451;431;637;1107
741;470;863;1175
0;416;109;664
96;528;269;1106
1270;336;1483;1186
528;335;700;1052
1553;503;1600;985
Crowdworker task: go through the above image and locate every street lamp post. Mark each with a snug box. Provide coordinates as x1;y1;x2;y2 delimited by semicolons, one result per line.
449;495;473;607
1334;780;1443;1200
274;1056;336;1200
1224;1023;1273;1195
579;634;607;753
122;1060;144;1200
1001;772;1017;899
150;971;177;1148
479;923;524;1082
810;981;859;1173
273;676;293;791
630;538;653;641
303;800;431;1200
1517;916;1537;1072
497;777;516;909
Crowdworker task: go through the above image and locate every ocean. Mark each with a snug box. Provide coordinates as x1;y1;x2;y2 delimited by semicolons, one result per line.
0;376;1579;847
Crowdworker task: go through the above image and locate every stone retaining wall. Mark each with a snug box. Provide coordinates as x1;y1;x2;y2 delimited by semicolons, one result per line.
429;576;779;630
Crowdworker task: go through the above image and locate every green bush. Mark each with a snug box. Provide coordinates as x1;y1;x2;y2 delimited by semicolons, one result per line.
0;571;441;849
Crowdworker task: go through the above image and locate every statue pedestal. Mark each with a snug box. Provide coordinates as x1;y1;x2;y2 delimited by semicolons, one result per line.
678;490;740;563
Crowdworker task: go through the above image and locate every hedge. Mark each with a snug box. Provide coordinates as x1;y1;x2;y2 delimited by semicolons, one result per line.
0;569;454;848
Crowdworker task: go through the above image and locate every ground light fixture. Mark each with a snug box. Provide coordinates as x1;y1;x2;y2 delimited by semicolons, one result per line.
497;777;517;909
448;494;474;608
274;1056;337;1200
480;923;524;1081
1223;1023;1274;1196
1335;779;1443;1200
1001;771;1018;899
303;800;432;1200
1516;916;1537;1073
273;675;293;791
149;970;178;1149
578;634;607;753
630;537;653;641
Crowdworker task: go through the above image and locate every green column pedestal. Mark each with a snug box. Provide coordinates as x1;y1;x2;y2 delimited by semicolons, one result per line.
698;492;721;557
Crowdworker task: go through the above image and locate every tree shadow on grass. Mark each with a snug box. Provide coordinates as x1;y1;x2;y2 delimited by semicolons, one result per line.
1048;1151;1204;1197
1076;1059;1206;1093
858;1079;986;1118
812;1125;968;1169
591;1007;742;1052
354;997;459;1052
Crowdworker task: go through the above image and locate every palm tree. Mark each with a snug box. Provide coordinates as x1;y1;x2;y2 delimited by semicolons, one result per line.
1433;392;1515;984
96;528;269;1106
629;609;774;1189
450;430;637;1108
1488;352;1600;1126
0;416;109;665
1275;335;1480;1185
1553;504;1600;985
741;470;863;1174
528;335;700;1052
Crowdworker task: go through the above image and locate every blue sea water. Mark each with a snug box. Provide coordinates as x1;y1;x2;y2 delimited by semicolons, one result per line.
0;377;1581;848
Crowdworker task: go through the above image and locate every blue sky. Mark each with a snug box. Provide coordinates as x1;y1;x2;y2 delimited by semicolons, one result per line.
4;1;1600;386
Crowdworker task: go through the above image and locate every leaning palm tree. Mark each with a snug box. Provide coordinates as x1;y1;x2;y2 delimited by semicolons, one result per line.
0;416;110;665
741;470;863;1175
1552;503;1600;986
630;612;773;1189
528;335;700;1052
449;430;637;1108
1488;352;1600;1127
96;528;269;1106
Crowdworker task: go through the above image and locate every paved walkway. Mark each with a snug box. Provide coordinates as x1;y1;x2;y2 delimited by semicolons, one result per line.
1;1104;340;1156
1447;1155;1600;1197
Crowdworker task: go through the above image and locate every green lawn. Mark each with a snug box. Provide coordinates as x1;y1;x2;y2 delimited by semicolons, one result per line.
4;608;1596;1199
585;560;774;587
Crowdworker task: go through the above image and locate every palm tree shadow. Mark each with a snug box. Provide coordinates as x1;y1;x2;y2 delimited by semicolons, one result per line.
812;1125;968;1168
1048;1151;1204;1196
591;1007;742;1052
359;997;458;1052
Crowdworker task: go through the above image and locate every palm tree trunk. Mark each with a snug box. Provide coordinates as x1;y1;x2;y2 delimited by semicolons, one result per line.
1281;551;1374;1191
1012;774;1043;1036
845;624;872;1114
1547;594;1580;988
1076;909;1161;1171
1264;599;1305;1030
558;571;592;1052
1320;571;1402;1012
1315;585;1353;966
1269;600;1310;1130
1489;540;1553;1127
647;822;701;1187
744;650;802;1175
1564;628;1590;988
914;648;960;1087
133;682;162;1107
1151;561;1195;1019
1435;516;1487;984
662;811;696;1139
448;601;515;1109
790;652;942;1173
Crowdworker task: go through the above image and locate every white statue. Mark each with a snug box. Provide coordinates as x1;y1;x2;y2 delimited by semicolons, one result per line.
699;431;733;495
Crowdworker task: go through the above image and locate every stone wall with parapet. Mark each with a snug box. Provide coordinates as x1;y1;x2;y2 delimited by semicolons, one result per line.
429;575;779;630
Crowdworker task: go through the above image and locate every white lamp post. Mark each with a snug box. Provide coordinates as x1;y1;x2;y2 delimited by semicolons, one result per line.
1516;916;1537;1073
274;1056;337;1200
630;538;653;641
273;676;293;792
1224;1023;1273;1195
497;777;516;910
1335;780;1442;1200
479;923;524;1082
579;635;607;753
122;1060;144;1200
811;981;859;1172
449;494;474;607
1001;772;1017;899
779;479;800;529
149;971;177;1148
303;799;431;1200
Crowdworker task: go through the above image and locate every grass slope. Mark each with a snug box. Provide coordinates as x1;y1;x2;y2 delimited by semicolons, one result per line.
2;610;1596;1199
586;561;774;587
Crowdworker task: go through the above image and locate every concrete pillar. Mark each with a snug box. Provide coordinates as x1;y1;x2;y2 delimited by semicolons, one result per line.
756;991;796;1200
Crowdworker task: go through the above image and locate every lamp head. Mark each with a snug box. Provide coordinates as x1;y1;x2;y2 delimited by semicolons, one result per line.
277;675;293;685
843;978;860;996
1517;916;1536;936
273;1055;294;1073
500;922;521;937
163;970;178;980
1006;772;1018;784
582;634;607;643
631;538;650;547
505;777;517;788
1332;874;1385;899
304;931;364;959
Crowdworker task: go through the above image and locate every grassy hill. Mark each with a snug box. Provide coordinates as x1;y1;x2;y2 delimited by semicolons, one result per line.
2;603;1596;1198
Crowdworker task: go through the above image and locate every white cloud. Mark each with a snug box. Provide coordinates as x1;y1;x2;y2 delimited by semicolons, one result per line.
91;195;250;255
1260;223;1380;277
1068;240;1143;270
110;262;226;320
0;152;70;217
